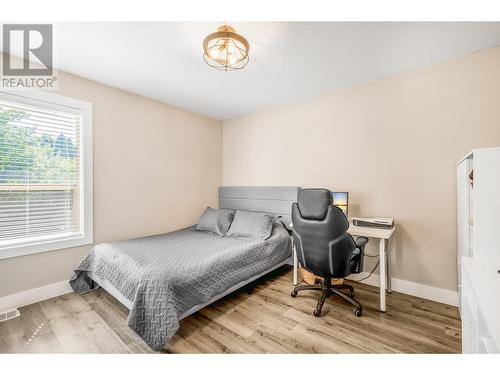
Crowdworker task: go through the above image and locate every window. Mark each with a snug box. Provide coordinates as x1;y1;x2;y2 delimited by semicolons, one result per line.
0;91;92;259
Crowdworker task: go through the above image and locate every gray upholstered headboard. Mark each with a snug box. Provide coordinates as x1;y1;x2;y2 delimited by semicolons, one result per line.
218;186;300;225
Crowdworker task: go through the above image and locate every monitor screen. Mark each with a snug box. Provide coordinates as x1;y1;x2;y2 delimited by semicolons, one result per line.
331;191;349;218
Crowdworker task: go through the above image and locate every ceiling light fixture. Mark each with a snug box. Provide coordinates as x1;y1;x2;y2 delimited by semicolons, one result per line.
203;25;249;71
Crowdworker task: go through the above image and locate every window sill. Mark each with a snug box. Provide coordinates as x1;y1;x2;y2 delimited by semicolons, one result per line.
0;234;93;260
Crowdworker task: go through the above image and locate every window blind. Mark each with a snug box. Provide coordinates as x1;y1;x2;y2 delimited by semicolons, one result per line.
0;99;82;248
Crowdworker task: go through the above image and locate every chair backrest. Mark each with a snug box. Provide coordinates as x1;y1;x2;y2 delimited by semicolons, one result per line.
292;188;356;278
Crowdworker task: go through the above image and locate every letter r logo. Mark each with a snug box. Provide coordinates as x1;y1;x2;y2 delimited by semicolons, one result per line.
2;24;53;76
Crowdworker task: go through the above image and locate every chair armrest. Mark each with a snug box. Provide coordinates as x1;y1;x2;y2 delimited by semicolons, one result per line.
355;236;369;250
349;236;369;274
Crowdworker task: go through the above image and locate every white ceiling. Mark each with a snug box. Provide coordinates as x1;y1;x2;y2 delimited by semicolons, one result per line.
30;23;500;119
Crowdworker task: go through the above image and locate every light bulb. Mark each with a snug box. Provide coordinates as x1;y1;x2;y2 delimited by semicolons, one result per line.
209;47;220;59
227;54;237;65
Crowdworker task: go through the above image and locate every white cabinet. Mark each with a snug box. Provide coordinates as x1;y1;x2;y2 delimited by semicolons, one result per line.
457;147;500;353
456;155;472;312
456;155;472;260
461;258;500;353
472;150;500;257
457;148;500;262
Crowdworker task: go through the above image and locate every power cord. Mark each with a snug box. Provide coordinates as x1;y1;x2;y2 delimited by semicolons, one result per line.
356;235;393;281
357;259;380;282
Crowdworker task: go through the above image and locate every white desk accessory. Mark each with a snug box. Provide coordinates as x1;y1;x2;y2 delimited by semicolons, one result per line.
352;217;394;229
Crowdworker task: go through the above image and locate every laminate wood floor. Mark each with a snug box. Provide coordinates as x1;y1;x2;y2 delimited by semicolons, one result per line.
0;267;461;353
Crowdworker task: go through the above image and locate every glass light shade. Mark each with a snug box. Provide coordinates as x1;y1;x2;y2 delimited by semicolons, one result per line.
203;25;250;71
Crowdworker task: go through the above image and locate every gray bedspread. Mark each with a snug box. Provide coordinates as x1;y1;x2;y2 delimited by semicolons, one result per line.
69;222;291;351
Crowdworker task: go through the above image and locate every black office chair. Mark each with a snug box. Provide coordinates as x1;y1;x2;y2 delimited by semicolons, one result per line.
291;188;368;317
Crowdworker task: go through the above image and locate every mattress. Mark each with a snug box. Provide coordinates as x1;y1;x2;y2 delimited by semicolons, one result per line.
70;222;291;351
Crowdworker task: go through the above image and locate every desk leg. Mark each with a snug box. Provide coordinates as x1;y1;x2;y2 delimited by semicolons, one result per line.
293;244;298;286
386;238;392;294
379;238;387;312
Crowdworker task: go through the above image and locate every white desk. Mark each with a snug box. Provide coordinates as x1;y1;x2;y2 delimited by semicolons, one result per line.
292;221;396;312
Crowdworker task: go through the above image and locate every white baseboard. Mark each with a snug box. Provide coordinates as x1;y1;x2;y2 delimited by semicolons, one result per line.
347;272;458;306
0;280;72;313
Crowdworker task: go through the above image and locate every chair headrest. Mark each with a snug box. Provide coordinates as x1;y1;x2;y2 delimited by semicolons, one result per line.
297;188;332;220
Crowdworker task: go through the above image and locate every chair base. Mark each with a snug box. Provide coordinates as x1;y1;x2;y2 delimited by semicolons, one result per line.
291;278;362;317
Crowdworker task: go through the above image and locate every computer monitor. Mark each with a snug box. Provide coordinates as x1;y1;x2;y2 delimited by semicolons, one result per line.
331;191;349;218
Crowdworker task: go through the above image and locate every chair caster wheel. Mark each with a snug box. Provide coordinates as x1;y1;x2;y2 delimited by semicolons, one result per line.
353;308;362;317
291;290;297;298
313;309;321;317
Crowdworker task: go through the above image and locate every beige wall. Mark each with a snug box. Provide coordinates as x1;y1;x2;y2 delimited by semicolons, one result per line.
2;46;500;298
0;69;222;298
223;46;500;291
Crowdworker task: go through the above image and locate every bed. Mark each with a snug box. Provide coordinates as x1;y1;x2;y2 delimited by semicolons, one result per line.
70;186;299;351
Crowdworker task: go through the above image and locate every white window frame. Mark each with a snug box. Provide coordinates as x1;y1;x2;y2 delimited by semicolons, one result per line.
0;90;93;259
